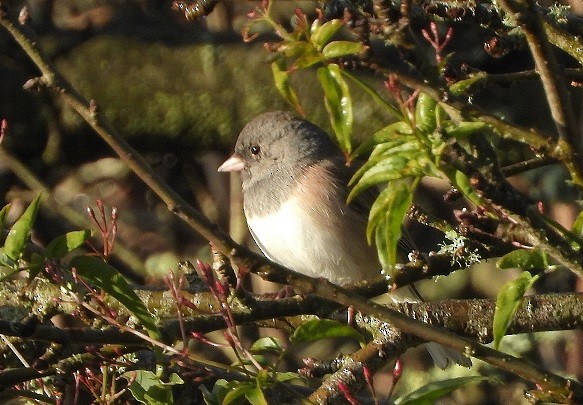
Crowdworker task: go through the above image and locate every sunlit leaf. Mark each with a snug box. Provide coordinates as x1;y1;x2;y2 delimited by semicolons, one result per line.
351;121;413;160
250;336;284;355
444;121;489;139
493;271;539;349
310;19;344;50
45;230;92;259
0;204;10;231
70;255;161;340
348;156;410;201
449;72;487;95
222;382;255;405
318;63;353;154
4;194;42;261
245;385;268;405
293;48;324;69
275;372;301;382
572;210;583;249
443;169;484;206
290;319;366;346
415;93;438;132
201;379;236;405
497;249;548;271
322;41;367;59
271;61;304;115
396;376;496;405
372;182;413;273
124;370;183;405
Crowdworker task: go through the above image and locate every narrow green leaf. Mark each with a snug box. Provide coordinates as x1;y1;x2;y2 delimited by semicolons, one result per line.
443;169;484;206
70;255;161;340
0;204;11;246
396;376;495;405
249;337;284;355
322;41;367;59
292;47;324;69
124;370;183;405
572;211;583;249
290;319;366;346
0;203;10;230
310;19;343;50
497;249;548;271
415;93;438;133
445;121;489;139
449;72;487;95
317;63;353;154
201;379;235;405
348;156;409;202
375;182;413;274
46;230;92;259
271;61;304;114
245;385;268;405
493;271;539;349
275;372;301;382
351;121;413;160
222;382;254;405
4;194;42;261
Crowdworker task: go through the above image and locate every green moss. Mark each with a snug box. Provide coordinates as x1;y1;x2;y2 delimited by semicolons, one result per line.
55;37;390;150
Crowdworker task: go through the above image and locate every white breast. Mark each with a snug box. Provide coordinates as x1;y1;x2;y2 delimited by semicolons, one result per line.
245;195;380;285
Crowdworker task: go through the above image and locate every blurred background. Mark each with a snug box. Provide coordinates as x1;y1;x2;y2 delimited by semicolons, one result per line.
1;0;583;403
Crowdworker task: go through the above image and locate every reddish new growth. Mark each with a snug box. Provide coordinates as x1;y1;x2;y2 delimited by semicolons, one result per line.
422;21;453;64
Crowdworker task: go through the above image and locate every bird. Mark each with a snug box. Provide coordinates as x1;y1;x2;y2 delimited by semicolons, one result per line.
218;110;471;368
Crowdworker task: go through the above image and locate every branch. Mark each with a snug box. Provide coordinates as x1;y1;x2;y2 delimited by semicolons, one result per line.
496;0;583;184
2;5;583;400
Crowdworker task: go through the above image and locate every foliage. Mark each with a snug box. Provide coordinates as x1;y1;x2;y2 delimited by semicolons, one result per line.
2;0;583;403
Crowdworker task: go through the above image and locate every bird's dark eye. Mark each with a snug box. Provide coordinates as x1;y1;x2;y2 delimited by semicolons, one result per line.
250;145;260;155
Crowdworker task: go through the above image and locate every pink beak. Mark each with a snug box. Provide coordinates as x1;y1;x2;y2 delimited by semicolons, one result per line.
218;155;245;172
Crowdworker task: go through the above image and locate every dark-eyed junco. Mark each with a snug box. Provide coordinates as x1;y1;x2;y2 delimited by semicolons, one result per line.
218;110;379;286
218;110;470;368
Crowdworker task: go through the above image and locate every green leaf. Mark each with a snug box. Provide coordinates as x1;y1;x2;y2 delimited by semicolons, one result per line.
249;337;284;355
317;63;353;154
572;211;583;249
443;169;484;206
275;372;301;382
310;19;344;50
322;41;367;59
0;204;10;230
492;271;539;349
271;61;304;114
371;182;413;273
4;194;42;261
123;370;183;405
222;382;255;405
290;319;366;346
201;379;236;405
70;255;161;340
396;376;495;405
349;157;409;202
245;385;268;405
449;72;487;95
45;230;92;259
415;93;438;133
351;121;413;160
0;204;10;246
497;249;548;271
445;121;489;139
